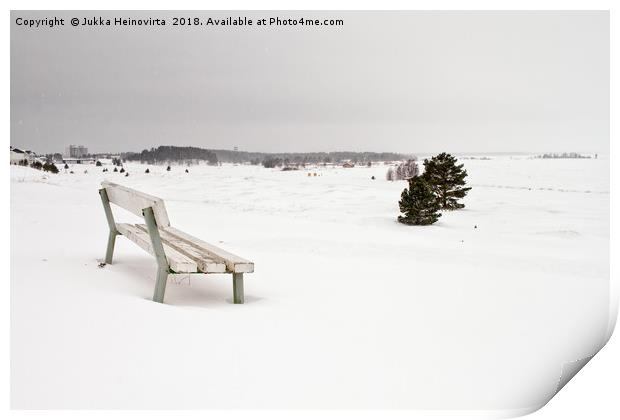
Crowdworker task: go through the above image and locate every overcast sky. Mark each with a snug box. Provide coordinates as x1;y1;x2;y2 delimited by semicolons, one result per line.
11;11;609;155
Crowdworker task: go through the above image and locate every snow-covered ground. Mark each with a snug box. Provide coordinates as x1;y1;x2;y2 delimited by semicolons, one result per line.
10;156;610;412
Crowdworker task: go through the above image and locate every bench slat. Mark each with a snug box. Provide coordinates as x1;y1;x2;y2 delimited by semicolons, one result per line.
163;226;254;273
116;223;197;273
135;224;227;273
102;181;171;228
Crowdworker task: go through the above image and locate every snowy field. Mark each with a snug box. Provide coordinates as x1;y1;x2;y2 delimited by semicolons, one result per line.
10;156;610;412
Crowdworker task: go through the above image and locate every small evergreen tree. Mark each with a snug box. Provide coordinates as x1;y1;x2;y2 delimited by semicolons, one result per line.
113;167;118;172
185;168;189;173
398;176;441;225
145;168;150;174
119;167;125;173
421;153;471;210
64;163;69;170
42;162;58;173
166;165;171;171
96;160;102;167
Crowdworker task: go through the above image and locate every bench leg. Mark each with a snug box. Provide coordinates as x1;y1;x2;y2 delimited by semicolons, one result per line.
104;231;117;264
153;266;169;304
233;273;244;304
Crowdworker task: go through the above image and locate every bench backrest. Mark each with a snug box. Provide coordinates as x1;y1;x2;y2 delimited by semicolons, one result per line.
101;181;171;228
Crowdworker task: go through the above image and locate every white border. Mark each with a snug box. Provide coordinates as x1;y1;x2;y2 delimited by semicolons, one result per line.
3;1;616;419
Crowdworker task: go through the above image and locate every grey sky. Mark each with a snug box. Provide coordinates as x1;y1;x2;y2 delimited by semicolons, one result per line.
11;11;609;155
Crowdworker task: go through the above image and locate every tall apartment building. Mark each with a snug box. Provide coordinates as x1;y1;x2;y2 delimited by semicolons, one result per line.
65;145;88;158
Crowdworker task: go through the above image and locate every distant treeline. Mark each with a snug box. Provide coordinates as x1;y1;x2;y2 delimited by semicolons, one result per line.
215;149;411;165
122;146;411;166
536;152;592;159
123;146;218;165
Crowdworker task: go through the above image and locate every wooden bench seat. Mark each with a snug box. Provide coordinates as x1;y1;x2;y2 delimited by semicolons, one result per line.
99;181;254;304
133;224;228;273
115;223;200;273
157;226;255;273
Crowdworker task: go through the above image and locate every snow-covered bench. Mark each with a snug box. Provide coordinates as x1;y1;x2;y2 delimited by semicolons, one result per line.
98;181;254;304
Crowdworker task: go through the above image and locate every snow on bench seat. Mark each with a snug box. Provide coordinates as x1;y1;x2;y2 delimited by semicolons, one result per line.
115;223;197;273
164;226;254;274
134;224;227;273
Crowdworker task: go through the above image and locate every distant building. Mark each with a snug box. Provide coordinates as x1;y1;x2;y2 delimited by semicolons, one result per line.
62;157;96;165
65;145;88;158
10;147;27;164
10;147;36;164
